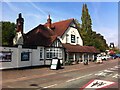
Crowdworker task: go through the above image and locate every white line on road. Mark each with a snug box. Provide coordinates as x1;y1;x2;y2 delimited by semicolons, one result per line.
103;70;114;73
43;84;58;88
66;73;93;82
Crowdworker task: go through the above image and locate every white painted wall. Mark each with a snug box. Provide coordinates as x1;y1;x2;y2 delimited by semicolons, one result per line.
0;46;45;69
0;47;18;69
17;45;32;68
31;47;44;66
0;45;64;70
61;23;83;46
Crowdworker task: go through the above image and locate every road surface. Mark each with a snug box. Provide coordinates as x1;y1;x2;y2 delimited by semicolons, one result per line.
1;58;120;90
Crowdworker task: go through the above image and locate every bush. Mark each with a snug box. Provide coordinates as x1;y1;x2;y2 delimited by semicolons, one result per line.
64;60;73;65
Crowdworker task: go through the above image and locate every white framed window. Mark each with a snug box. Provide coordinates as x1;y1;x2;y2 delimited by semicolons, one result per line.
40;48;43;60
46;48;62;59
71;34;75;43
46;48;51;59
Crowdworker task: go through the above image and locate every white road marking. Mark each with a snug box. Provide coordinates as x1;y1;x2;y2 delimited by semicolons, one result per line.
95;65;119;78
108;74;113;76
112;74;120;78
43;84;57;88
114;66;118;69
66;73;93;82
95;69;114;77
66;78;76;82
109;68;118;71
103;70;114;73
95;72;107;76
75;73;93;80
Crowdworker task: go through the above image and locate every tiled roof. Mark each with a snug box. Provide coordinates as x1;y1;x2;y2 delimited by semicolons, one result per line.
52;18;74;37
62;43;100;53
24;24;57;46
25;18;74;46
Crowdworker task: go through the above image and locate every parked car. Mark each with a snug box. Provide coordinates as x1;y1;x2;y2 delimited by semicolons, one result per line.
96;56;103;64
116;54;120;58
110;54;118;59
101;55;111;60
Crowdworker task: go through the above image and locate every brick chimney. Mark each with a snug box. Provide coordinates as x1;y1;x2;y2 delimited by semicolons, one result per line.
16;13;24;34
47;14;52;29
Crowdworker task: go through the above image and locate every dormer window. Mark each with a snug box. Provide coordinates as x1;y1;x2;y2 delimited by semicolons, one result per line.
71;34;75;43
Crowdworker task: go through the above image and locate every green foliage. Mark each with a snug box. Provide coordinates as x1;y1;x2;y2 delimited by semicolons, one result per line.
76;4;108;52
115;50;120;54
81;4;93;45
112;47;120;54
1;21;16;45
64;59;73;65
91;33;109;52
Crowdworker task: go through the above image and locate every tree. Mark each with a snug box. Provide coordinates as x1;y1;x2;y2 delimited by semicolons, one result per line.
79;4;109;52
81;4;93;46
92;33;109;52
2;21;16;45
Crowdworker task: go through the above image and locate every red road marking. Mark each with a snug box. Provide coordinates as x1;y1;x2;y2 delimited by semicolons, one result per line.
80;79;116;90
80;79;94;90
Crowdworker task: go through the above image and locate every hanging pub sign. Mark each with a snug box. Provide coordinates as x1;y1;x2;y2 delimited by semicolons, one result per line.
0;51;12;62
21;52;30;61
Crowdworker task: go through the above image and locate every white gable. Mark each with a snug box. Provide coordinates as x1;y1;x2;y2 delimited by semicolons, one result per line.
61;22;83;46
51;38;63;47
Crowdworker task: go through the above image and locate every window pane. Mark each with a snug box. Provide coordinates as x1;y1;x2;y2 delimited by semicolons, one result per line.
40;48;43;59
71;34;75;43
46;53;49;58
21;52;29;61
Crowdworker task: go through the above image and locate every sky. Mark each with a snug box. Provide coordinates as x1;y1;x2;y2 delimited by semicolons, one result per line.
1;1;118;47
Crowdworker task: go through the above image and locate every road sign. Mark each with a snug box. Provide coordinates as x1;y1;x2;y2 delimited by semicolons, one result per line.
81;79;116;90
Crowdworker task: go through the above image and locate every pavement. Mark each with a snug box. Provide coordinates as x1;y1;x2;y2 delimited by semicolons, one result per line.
2;61;101;82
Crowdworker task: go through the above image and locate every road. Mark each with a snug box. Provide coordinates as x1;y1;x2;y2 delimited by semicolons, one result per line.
1;58;120;90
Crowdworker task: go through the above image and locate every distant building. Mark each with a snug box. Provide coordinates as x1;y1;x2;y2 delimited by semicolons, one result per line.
109;43;115;48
